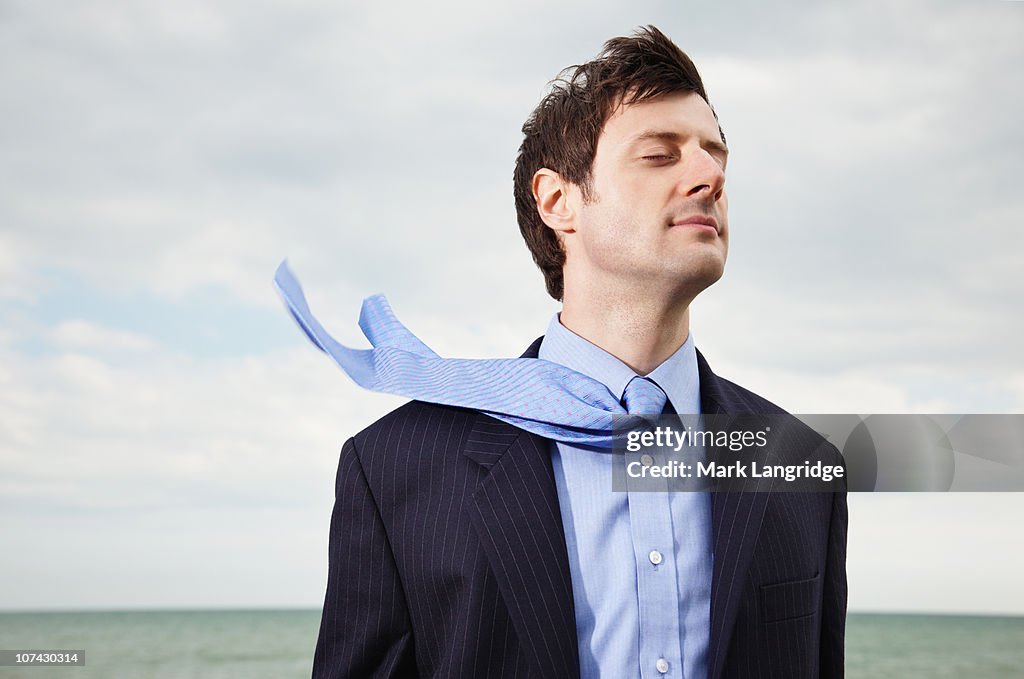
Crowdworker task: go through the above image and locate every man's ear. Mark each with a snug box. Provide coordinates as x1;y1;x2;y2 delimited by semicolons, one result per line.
532;168;576;236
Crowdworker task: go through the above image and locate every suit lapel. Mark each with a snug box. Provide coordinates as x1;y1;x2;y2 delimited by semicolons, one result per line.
698;350;773;679
463;337;580;679
460;342;768;679
464;416;580;679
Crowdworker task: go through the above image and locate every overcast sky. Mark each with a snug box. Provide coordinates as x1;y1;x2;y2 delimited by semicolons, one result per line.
1;0;1022;614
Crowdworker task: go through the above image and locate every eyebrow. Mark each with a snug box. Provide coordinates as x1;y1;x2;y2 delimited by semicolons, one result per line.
626;129;729;158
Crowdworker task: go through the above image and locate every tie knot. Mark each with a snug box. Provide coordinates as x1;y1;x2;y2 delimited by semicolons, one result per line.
621;377;667;418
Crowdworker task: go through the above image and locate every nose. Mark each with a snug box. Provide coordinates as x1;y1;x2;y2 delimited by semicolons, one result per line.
678;147;726;202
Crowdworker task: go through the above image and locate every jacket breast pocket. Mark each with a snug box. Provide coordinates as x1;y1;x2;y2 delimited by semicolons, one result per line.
759;571;821;623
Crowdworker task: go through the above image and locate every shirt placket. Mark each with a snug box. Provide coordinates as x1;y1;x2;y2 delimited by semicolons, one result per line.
626;442;685;679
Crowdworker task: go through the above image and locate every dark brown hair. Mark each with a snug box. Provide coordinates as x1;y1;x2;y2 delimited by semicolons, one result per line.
513;25;725;300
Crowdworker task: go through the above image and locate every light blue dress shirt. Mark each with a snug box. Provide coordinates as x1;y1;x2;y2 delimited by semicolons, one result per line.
539;315;713;679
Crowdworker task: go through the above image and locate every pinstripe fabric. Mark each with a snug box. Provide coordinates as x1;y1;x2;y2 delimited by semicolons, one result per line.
700;365;848;679
312;339;847;679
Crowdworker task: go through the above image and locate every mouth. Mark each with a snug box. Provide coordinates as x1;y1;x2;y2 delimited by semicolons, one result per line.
670;215;719;235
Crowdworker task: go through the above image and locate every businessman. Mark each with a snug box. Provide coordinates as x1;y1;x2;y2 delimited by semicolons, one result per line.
310;25;847;679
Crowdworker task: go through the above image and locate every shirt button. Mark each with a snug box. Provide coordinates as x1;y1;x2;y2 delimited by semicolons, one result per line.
656;657;670;674
648;549;663;566
640;454;655;467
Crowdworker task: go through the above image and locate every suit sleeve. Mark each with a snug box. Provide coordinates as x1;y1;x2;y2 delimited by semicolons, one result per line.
819;485;849;678
312;437;416;678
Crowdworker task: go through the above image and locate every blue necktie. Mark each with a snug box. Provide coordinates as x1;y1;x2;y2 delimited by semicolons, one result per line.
273;261;666;446
621;377;668;424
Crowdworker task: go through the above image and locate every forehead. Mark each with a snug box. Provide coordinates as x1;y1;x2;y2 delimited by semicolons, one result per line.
599;91;723;150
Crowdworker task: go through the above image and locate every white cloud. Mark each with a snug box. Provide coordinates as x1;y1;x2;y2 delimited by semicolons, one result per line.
50;320;157;353
849;494;1024;615
0;320;405;513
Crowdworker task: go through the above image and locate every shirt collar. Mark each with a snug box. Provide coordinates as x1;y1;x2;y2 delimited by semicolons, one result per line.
537;313;701;415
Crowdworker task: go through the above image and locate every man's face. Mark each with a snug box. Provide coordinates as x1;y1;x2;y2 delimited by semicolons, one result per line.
565;91;729;299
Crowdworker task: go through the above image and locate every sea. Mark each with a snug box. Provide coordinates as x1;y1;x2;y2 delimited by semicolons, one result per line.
0;610;1021;678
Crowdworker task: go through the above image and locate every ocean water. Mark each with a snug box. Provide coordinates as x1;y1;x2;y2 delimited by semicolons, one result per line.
0;610;319;679
0;610;1021;678
845;613;1024;679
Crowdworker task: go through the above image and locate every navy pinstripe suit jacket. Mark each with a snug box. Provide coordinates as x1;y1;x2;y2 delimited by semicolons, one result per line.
313;339;848;679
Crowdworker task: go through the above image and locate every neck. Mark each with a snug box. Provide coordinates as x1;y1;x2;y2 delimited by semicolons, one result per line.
559;282;693;376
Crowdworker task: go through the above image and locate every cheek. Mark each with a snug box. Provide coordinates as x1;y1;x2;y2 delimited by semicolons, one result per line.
577;200;639;253
719;191;730;236
580;227;635;271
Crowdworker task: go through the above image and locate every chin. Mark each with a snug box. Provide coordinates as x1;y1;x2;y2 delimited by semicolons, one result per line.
668;252;726;295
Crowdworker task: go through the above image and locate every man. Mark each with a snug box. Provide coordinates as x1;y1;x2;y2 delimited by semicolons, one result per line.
309;25;847;679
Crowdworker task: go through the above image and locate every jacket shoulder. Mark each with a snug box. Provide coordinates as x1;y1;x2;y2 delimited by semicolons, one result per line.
697;348;789;415
711;373;790;415
350;399;480;461
702;359;846;467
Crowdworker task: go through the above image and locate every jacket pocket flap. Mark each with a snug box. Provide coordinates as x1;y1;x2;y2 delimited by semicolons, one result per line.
760;571;821;623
